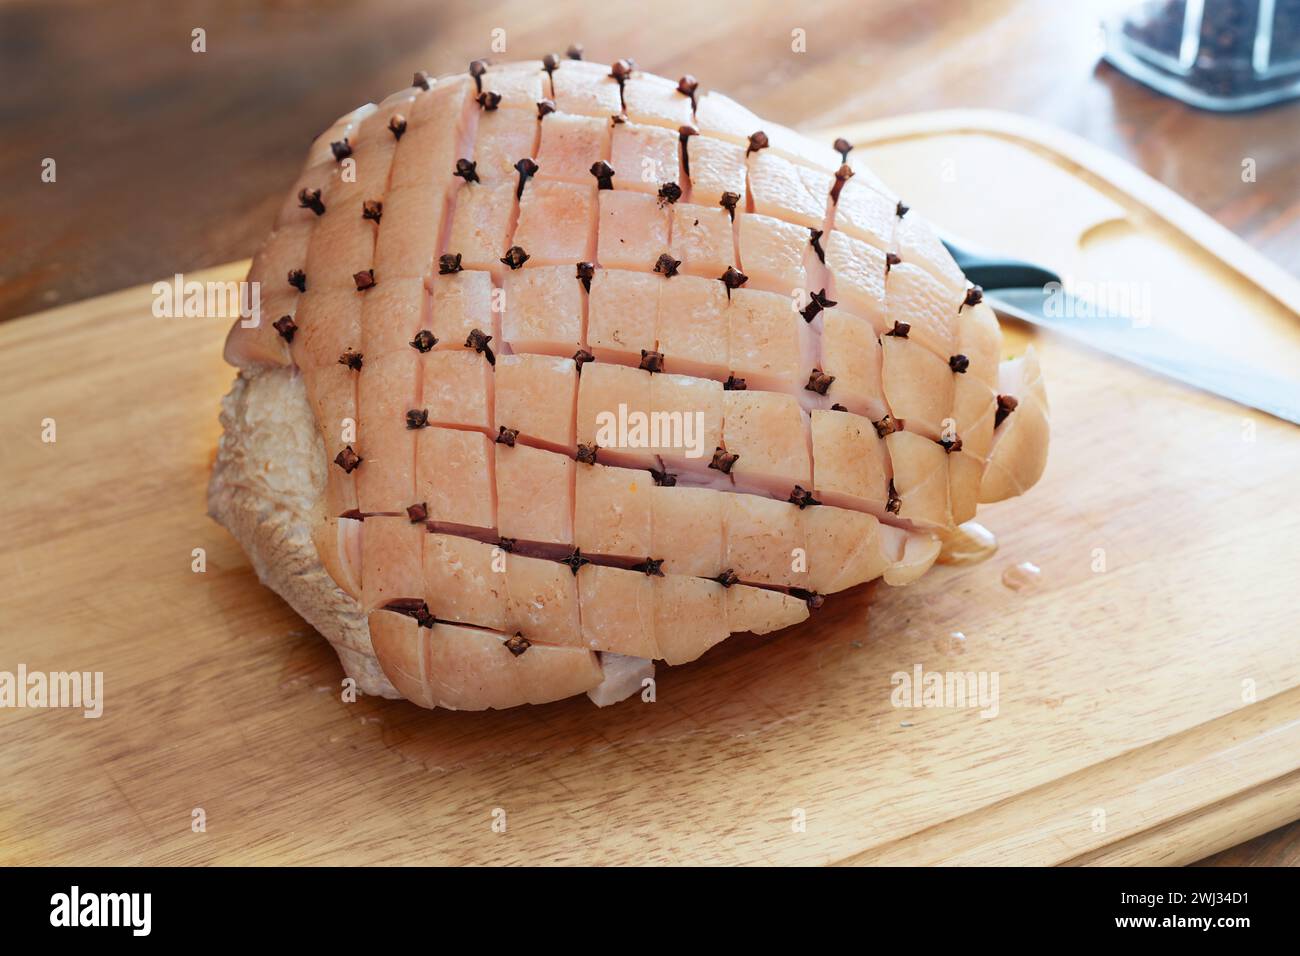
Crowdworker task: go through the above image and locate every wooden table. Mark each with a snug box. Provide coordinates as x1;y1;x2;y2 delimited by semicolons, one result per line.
3;0;1297;865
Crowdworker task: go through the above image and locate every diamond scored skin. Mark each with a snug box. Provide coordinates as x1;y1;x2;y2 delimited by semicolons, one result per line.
211;59;1049;711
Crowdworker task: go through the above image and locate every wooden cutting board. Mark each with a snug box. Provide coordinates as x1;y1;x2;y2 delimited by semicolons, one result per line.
2;110;1298;866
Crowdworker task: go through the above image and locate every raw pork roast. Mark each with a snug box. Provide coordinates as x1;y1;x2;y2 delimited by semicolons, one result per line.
209;55;1049;710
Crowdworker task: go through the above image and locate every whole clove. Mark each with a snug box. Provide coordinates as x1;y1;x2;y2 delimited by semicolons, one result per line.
405;408;429;430
961;285;984;310
677;74;699;107
330;138;352;161
478;91;502;111
719;191;740;220
714;568;739;588
833;137;853;162
653;253;681;278
412;70;432;90
496;425;519;447
500;245;530;270
514;157;539;199
537;98;557;118
504;633;531;656
708;446;739;474
788;485;821;509
562;548;590;575
790;588;825;610
352;269;376;291
886;479;901;514
575;261;595;292
287;269;307;292
805;368;835;395
334;445;362;473
896;200;910;218
809;228;827;264
469;58;488;92
576;443;599;464
723;374;747;391
388;113;407;140
679;124;698;177
831;403;848;412
938;436;963;454
657;182;682;206
636;557;665;577
387;598;432;626
873;414;901;437
949;354;970;374
885;252;902;274
995;394;1019;428
573;347;595;370
610;58;634;85
362;199;383;222
273;315;297;342
406;502;429;523
831;163;854;203
884;320;911;338
466;328;496;364
610;58;634;109
409;329;437;352
800;288;836;322
454;158;480;183
298;187;325;216
812;288;839;310
566;43;584;61
497;537;516;553
439;252;463;275
639;348;665;373
610;112;628;126
542;53;560;75
338;348;364;370
719;266;748;296
746;130;769;156
590;160;615;189
649;466;676;487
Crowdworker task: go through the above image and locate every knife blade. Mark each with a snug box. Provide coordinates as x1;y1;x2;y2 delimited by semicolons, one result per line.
942;239;1300;425
985;287;1300;425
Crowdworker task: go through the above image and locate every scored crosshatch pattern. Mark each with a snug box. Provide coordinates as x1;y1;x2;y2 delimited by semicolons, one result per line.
222;53;1049;710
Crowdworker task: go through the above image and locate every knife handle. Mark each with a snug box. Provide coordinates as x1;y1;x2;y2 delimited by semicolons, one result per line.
941;238;1061;290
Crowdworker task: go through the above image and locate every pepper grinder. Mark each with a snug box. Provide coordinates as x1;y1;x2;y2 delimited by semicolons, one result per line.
1103;0;1300;110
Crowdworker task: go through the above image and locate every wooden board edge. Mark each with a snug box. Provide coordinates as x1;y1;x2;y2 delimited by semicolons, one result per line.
0;260;253;340
1063;768;1300;866
811;110;1300;321
834;685;1300;866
